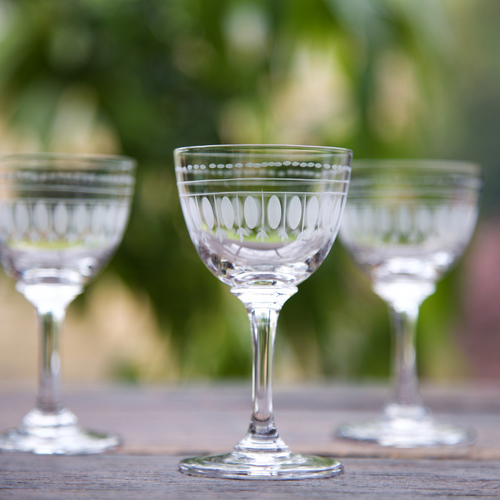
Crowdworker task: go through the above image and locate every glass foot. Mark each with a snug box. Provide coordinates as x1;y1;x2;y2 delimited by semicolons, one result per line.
179;451;343;480
0;408;120;455
336;410;475;448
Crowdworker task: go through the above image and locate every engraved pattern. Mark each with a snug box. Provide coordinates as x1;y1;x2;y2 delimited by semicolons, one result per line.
341;203;477;250
175;162;351;173
202;197;214;229
287;196;301;230
221;196;234;230
175;146;352;294
181;191;344;243
0;200;130;247
267;195;281;230
306;196;319;229
244;196;259;229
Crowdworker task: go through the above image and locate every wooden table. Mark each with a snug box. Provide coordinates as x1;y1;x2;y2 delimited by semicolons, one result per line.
0;383;499;498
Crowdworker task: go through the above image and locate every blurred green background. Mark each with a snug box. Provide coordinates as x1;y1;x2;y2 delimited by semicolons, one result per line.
0;0;499;384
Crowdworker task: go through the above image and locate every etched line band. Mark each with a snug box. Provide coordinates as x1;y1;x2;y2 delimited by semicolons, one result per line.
180;191;347;198
178;177;349;186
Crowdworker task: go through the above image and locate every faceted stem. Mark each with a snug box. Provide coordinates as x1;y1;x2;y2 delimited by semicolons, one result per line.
232;286;297;453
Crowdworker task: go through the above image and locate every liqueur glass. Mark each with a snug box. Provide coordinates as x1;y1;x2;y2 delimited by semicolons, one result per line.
0;153;136;454
175;145;351;479
337;160;481;447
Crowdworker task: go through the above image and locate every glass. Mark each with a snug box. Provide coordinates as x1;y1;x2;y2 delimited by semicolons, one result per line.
0;153;136;454
337;159;481;447
175;145;352;479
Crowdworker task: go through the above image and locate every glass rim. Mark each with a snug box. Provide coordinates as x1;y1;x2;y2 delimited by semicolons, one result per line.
174;144;353;157
352;158;481;175
0;152;136;171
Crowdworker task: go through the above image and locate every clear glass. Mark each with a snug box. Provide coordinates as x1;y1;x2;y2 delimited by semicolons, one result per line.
337;159;481;447
175;144;352;479
0;153;136;454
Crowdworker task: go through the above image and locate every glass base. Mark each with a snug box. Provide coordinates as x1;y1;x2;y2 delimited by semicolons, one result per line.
0;408;120;455
336;408;475;448
180;451;343;480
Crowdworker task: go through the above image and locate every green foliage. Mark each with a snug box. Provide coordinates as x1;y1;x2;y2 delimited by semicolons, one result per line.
0;0;462;380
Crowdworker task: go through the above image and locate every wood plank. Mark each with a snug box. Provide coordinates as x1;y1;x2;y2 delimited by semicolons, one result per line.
0;455;499;499
1;384;499;498
1;383;500;460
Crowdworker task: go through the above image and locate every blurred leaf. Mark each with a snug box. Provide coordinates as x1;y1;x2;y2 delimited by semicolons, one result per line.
0;0;472;381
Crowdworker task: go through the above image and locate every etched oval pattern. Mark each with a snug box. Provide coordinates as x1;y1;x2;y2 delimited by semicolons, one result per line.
0;200;129;248
306;196;319;229
221;196;234;229
54;203;69;235
232;197;243;226
244;196;259;229
33;202;50;233
287;196;302;230
91;204;106;234
181;191;348;243
14;203;30;235
267;195;281;230
202;197;215;229
73;204;89;236
0;204;13;236
342;202;476;252
319;197;332;229
189;198;202;229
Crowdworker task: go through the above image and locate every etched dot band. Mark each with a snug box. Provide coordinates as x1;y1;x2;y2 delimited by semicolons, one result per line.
176;163;351;173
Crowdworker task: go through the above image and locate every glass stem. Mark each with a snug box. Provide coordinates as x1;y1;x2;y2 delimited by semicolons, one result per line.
232;286;297;454
249;307;278;438
36;306;65;414
373;280;435;419
18;283;82;416
387;302;423;409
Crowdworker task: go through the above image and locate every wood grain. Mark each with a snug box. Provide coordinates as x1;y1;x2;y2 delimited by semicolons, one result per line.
0;455;499;499
0;383;499;498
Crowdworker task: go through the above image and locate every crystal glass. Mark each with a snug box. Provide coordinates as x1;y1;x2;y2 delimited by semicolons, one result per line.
337;159;481;447
175;145;352;479
0;153;136;454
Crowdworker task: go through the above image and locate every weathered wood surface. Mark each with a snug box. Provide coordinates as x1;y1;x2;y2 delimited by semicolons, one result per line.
1;455;499;499
0;383;500;498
